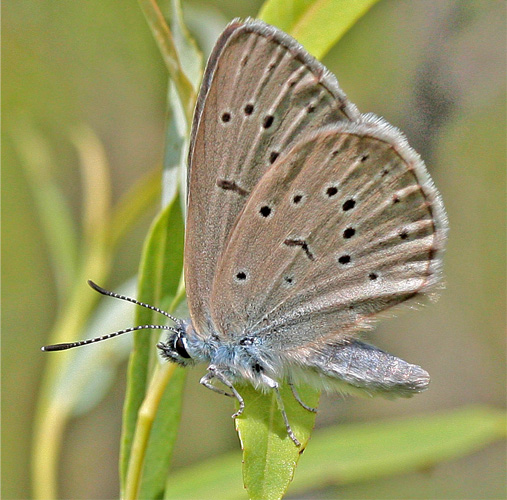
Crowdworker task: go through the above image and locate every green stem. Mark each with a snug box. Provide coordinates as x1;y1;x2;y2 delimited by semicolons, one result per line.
124;363;178;499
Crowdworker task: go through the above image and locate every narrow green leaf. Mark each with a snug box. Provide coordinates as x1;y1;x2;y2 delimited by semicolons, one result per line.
138;0;197;124
120;196;185;494
236;384;320;500
120;2;200;496
259;0;381;60
164;405;506;499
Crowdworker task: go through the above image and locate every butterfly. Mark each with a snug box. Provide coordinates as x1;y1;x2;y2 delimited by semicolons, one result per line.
43;19;448;446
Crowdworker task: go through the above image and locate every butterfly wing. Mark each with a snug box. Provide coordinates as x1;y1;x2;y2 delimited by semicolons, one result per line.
210;118;448;346
185;20;359;336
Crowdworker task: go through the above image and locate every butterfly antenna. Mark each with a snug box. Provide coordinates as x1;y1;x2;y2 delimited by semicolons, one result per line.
87;280;181;325
41;324;180;351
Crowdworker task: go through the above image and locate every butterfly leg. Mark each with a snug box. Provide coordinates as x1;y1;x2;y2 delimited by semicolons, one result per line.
200;371;234;398
201;366;245;418
273;385;301;447
288;381;318;413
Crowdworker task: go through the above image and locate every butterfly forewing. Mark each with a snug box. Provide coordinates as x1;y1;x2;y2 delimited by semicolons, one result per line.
185;20;360;336
210;120;447;346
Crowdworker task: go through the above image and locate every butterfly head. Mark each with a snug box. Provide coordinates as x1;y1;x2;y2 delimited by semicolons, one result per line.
156;319;202;367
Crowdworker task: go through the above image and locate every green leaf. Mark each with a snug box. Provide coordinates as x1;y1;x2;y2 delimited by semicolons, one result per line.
137;365;187;499
258;0;381;60
120;195;185;495
237;384;320;500
163;405;506;499
138;0;198;124
166;0;202;89
120;2;201;497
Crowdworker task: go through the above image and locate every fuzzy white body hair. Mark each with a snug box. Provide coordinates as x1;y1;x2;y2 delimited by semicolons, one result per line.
176;319;430;399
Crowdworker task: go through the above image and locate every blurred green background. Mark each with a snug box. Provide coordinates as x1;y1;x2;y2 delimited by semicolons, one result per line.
3;0;506;499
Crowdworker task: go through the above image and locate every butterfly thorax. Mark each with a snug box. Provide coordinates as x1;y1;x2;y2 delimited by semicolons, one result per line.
157;318;282;390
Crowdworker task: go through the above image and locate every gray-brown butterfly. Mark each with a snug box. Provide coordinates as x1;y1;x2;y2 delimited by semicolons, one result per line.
42;19;448;446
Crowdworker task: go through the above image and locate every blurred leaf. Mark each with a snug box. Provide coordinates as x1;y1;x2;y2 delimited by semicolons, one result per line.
163;82;188;207
120;195;185;496
164;451;242;500
138;0;197;124
72;126;112;240
289;405;506;492
164;405;506;499
237;384;319;500
259;0;380;59
165;0;202;89
183;3;229;57
111;167;161;247
12;124;79;299
161;0;202;208
32;128;114;500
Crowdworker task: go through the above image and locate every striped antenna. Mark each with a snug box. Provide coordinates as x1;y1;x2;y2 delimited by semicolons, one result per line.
87;280;181;325
41;325;179;351
41;280;182;352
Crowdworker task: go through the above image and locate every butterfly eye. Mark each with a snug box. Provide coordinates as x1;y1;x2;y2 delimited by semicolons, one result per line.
174;335;191;359
252;363;263;373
